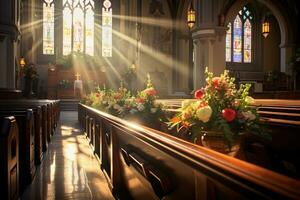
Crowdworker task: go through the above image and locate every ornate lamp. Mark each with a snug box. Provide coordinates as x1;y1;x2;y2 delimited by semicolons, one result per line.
20;58;26;68
187;2;196;29
262;18;270;38
130;62;136;70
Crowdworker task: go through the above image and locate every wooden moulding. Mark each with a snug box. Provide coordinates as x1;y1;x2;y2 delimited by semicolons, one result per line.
79;103;300;199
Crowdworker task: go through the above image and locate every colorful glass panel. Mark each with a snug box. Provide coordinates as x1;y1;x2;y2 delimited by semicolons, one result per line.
226;23;232;62
102;0;112;57
233;15;242;62
73;6;84;53
243;19;252;63
43;0;54;55
63;6;72;55
85;4;94;56
62;0;94;55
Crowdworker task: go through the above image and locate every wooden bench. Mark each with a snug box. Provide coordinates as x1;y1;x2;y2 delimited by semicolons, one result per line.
0;116;19;200
0;110;35;194
0;99;60;142
0;106;43;164
78;103;300;199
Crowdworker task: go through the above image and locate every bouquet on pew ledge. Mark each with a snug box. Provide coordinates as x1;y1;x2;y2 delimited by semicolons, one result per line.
168;68;270;155
119;74;166;127
81;75;166;128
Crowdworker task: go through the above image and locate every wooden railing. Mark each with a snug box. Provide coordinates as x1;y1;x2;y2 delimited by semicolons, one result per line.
78;103;300;200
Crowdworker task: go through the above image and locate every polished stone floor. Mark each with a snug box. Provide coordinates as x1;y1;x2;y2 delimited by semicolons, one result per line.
21;111;114;200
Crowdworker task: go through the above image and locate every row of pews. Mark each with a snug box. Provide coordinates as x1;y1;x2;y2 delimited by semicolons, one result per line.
0;99;60;200
78;100;300;200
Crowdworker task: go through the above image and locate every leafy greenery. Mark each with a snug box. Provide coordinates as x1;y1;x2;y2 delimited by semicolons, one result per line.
168;67;270;148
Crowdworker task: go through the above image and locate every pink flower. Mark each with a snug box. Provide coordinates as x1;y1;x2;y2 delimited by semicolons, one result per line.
145;88;157;96
212;77;220;88
136;98;145;103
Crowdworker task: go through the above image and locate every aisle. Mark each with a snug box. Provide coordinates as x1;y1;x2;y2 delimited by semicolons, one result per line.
21;111;114;200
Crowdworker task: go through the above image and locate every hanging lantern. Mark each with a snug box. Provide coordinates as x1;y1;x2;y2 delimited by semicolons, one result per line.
262;19;270;38
20;58;26;68
187;2;196;29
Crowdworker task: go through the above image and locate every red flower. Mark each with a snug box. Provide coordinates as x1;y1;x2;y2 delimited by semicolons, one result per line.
222;108;236;122
212;77;220;88
194;89;205;99
136;98;145;103
146;88;157;96
95;93;100;98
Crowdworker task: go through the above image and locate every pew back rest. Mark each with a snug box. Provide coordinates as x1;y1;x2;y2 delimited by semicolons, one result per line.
79;103;300;199
0;116;19;200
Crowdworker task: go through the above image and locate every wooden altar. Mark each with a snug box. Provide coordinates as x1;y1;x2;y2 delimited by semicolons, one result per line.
47;66;106;99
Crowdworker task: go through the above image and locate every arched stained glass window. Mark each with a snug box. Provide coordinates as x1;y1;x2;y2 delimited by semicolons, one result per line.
43;0;55;55
244;19;252;63
225;6;253;63
102;0;112;57
62;0;94;56
233;16;242;62
226;23;232;62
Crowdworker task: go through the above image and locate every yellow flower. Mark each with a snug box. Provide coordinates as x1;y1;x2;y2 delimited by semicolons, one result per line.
245;96;255;104
196;106;212;123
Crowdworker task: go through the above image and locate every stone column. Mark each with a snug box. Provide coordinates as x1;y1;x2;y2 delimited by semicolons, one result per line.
192;27;227;90
0;0;20;89
280;44;293;73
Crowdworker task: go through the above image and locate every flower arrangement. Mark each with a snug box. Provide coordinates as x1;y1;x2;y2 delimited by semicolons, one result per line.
81;75;166;127
168;68;269;148
120;74;166;126
58;79;72;89
23;63;38;80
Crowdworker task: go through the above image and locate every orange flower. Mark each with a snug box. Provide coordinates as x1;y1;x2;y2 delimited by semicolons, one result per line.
136;98;145;103
171;116;181;123
182;121;190;128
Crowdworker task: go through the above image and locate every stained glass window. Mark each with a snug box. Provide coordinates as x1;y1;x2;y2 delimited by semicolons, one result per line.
226;23;232;62
102;0;112;57
233;16;242;62
62;0;94;56
43;0;54;55
244;19;252;63
225;6;253;64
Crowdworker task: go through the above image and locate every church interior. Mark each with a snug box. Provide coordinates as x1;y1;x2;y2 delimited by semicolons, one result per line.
1;0;300;199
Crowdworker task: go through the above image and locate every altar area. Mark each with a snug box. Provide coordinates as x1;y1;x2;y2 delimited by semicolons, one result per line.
47;65;106;99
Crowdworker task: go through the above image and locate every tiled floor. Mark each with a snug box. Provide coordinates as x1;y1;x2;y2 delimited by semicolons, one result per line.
21;111;114;200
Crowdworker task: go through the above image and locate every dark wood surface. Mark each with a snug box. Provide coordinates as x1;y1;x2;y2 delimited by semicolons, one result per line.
78;103;300;199
0;116;19;200
0;110;35;194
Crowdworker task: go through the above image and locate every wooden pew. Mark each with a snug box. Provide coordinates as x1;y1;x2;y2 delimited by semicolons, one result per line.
0;116;19;200
78;103;300;200
0;99;60;141
159;98;300;178
0;110;35;194
0;103;49;154
0;106;43;165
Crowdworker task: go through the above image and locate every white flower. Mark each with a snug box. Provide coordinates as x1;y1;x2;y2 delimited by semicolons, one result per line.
245;96;255;104
102;100;107;105
150;108;157;113
129;109;138;114
113;104;121;110
242;111;256;121
196;106;212;123
137;104;145;111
